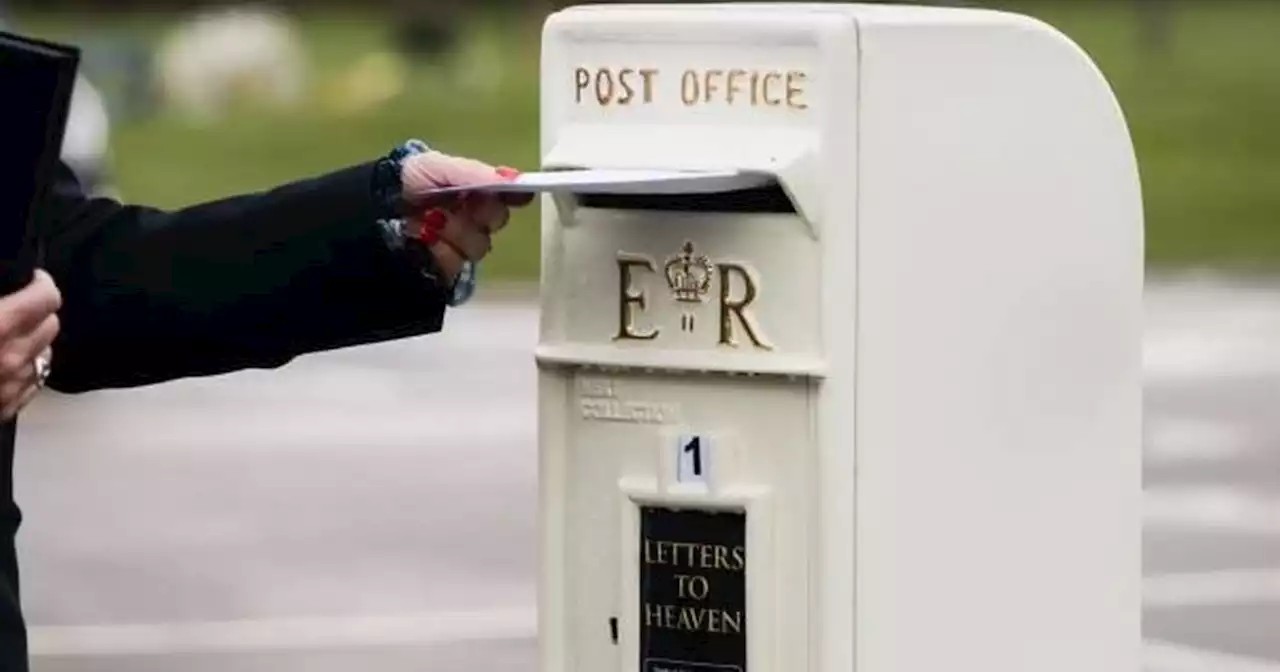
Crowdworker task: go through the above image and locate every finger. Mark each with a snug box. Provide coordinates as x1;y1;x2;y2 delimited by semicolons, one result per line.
430;153;502;186
414;190;460;210
27;269;60;312
494;205;512;232
421;205;493;262
427;241;465;282
413;208;489;265
408;187;485;212
493;166;533;207
439;224;491;263
0;313;60;380
462;196;510;234
500;192;536;207
402;151;502;201
0;380;40;420
29;316;59;355
0;270;62;340
0;347;46;419
0;313;58;404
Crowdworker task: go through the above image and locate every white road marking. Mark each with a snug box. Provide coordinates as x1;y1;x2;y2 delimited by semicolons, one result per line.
1145;418;1251;463
28;606;538;657
1145;486;1280;535
1145;569;1280;608
1141;279;1280;382
1143;328;1280;382
29;614;1280;671
1144;640;1280;672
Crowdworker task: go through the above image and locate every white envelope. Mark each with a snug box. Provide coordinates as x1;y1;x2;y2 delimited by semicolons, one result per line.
428;168;776;195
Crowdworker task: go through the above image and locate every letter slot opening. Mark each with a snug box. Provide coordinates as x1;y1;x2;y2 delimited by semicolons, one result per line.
576;182;796;214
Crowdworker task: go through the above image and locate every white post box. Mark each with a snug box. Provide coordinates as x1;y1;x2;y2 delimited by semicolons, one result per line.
535;4;1143;672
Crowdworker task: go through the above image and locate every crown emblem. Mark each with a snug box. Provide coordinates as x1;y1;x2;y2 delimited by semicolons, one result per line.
665;241;715;303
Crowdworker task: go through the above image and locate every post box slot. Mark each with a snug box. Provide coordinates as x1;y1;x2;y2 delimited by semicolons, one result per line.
576;183;796;214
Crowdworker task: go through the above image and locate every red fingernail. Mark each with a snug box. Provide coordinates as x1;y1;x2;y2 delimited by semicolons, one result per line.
422;209;447;230
496;166;520;179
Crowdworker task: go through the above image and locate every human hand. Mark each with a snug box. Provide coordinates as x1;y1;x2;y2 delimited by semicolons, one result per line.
399;150;535;282
0;269;60;419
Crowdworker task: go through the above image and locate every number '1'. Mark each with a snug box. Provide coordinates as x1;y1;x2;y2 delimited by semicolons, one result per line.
684;436;702;476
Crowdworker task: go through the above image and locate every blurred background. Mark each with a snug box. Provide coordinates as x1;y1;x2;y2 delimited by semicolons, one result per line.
5;0;1275;280
4;1;1280;671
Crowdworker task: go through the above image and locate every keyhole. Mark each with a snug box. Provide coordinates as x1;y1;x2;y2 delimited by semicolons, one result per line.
608;617;619;644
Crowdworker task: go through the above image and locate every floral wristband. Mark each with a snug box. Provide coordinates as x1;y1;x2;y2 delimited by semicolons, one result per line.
373;138;476;307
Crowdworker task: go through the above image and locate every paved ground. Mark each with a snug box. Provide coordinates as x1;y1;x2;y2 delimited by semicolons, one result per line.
9;275;1280;671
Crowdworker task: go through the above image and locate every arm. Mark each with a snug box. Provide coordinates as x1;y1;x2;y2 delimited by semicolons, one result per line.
40;146;452;393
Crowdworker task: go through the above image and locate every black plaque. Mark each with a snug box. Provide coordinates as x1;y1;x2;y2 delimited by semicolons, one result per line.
639;506;747;672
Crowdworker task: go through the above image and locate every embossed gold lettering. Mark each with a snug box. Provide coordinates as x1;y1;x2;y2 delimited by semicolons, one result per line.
638;68;659;103
574;66;808;109
762;71;783;106
580;399;676;424
726;69;747;105
702;69;723;103
680;69;699;106
616;67;636;105
574;67;590;103
594;69;614;105
786;70;808;109
575;67;660;106
717;263;773;350
577;377;616;398
615;254;659;341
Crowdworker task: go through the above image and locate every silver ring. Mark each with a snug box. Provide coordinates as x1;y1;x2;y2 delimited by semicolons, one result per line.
33;356;51;389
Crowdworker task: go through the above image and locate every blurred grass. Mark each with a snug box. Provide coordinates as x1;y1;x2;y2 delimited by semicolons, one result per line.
989;0;1280;270
13;0;1280;278
15;6;545;281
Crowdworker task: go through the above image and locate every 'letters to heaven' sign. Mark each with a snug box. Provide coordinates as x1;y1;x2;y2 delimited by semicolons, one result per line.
639;506;747;672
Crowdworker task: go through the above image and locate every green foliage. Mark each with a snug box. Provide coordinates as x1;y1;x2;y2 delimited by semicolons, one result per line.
15;0;1280;280
985;0;1280;269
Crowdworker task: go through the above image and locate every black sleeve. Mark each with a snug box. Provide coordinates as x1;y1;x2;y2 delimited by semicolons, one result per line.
38;160;449;392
